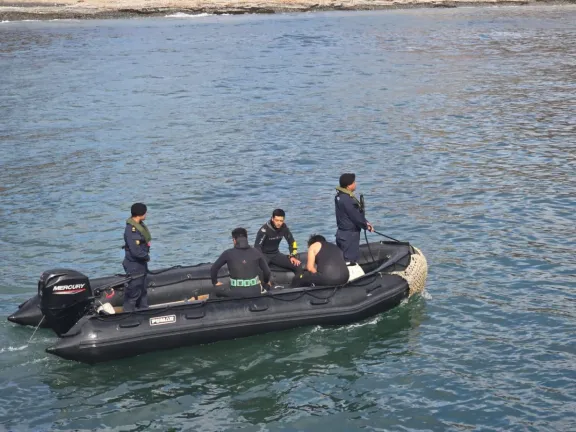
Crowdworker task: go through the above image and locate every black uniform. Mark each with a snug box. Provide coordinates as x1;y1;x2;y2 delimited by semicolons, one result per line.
211;237;272;298
335;188;368;263
254;220;301;275
122;220;151;312
291;241;349;288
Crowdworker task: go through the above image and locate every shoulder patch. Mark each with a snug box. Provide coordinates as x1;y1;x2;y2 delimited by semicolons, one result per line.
135;240;140;245
261;228;266;232
131;227;136;232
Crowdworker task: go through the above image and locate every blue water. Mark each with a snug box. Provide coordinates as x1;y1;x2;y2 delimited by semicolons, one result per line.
1;6;575;431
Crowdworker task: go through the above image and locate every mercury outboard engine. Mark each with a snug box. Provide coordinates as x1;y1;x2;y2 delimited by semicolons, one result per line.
39;269;93;336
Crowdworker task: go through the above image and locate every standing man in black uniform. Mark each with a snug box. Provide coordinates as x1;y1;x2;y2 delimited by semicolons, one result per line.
254;209;302;275
335;173;374;264
211;227;272;298
122;203;151;312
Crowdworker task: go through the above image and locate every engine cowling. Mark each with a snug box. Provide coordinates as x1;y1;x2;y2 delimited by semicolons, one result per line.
39;269;93;336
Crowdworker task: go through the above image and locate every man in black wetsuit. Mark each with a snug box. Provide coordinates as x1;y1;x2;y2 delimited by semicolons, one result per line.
291;235;349;288
211;227;272;298
254;209;302;275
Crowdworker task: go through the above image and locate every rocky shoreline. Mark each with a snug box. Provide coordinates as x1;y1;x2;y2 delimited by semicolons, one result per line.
0;0;574;22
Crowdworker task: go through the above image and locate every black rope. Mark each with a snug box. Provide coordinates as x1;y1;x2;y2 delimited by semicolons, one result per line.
303;287;339;301
146;278;200;290
93;278;132;296
372;230;401;243
91;272;383;322
359;193;376;262
266;290;307;302
94;312;137;322
364;229;375;263
147;265;183;275
94;274;245;298
93;267;199;296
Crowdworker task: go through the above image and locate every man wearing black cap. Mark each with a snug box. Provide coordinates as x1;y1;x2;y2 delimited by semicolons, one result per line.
335;173;374;264
122;203;151;312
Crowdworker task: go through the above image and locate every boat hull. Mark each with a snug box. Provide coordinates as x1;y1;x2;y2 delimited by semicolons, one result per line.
9;242;404;328
45;244;428;363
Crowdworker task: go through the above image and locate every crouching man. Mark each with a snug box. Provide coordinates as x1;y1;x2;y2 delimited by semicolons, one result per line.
211;227;272;298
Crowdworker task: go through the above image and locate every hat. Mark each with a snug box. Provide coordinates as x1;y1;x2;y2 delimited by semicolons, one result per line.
339;173;356;188
131;203;147;217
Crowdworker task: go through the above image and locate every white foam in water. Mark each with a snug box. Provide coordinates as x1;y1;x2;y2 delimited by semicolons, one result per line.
165;12;212;18
2;19;74;23
337;315;382;331
0;345;28;354
22;357;50;366
307;315;383;334
1;19;41;23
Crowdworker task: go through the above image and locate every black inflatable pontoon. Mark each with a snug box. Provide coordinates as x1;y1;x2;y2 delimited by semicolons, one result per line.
34;241;427;363
9;243;403;329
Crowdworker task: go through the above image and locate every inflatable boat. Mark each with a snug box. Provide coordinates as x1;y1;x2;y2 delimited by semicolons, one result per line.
9;243;404;329
32;241;427;363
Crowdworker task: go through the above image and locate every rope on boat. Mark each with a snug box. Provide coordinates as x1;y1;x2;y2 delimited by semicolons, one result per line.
28;315;45;344
390;247;428;297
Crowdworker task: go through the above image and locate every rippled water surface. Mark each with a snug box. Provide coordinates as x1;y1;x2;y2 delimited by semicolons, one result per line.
1;6;575;431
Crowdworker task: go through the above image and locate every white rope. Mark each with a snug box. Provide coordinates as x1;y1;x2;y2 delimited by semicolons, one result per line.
28;315;45;344
390;247;428;297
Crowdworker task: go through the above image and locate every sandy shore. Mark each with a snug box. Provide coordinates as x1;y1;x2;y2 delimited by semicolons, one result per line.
0;0;573;21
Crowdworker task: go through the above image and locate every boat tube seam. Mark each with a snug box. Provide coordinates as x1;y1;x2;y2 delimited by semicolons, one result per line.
76;281;409;349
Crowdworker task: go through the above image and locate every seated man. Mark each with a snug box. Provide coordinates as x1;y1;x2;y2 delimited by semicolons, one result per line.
211;227;272;298
291;234;350;288
255;209;302;276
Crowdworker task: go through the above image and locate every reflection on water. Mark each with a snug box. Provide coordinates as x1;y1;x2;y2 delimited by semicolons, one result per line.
1;5;575;431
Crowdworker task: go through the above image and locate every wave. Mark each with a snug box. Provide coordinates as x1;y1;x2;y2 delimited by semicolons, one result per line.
1;19;77;23
0;345;28;354
307;314;383;334
165;12;213;18
0;19;40;23
422;290;432;300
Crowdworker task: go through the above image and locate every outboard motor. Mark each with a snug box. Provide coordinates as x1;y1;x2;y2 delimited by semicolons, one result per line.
39;269;93;336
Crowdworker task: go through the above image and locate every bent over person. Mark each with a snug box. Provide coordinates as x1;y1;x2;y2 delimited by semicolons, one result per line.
211;227;272;298
291;235;349;288
122;203;151;312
